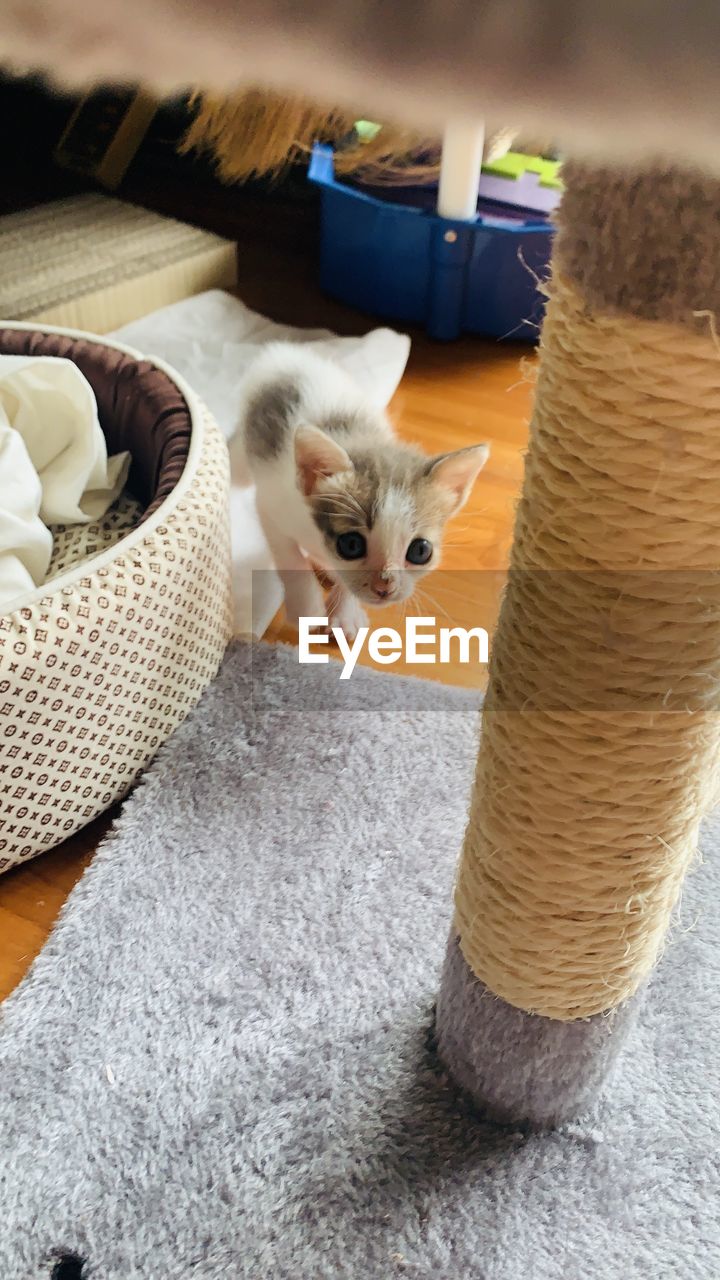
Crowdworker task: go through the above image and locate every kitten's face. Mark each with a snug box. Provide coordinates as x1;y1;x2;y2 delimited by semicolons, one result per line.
296;432;489;606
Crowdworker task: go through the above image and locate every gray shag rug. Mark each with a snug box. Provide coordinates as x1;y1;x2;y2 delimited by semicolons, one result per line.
1;642;718;1279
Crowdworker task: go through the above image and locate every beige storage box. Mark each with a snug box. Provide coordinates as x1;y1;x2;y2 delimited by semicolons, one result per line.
0;194;237;333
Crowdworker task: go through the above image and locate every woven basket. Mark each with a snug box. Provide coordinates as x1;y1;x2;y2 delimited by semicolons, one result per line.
0;322;232;874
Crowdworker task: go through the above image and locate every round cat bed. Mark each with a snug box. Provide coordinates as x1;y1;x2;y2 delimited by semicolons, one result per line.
0;322;232;874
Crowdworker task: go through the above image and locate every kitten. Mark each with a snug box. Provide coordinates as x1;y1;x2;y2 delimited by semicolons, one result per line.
233;343;489;638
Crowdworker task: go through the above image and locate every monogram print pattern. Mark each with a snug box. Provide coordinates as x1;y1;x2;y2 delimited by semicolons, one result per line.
47;492;144;581
0;406;232;874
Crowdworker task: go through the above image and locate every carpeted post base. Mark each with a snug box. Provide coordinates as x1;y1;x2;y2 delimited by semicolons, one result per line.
436;934;642;1128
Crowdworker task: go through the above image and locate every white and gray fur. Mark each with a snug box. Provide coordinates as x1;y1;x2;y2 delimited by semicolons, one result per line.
233;343;489;634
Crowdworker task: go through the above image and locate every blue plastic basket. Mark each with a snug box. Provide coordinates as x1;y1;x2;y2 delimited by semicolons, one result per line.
309;144;554;342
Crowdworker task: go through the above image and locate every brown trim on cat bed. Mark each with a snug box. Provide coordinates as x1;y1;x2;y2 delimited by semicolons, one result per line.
0;327;191;520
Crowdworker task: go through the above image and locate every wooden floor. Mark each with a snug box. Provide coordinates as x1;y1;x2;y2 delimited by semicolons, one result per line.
0;240;532;1002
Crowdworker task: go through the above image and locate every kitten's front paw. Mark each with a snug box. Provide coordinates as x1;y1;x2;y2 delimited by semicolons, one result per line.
328;591;368;642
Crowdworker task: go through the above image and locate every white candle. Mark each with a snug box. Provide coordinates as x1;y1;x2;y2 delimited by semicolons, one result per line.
437;119;485;221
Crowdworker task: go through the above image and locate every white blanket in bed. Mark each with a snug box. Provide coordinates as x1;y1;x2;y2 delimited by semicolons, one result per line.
0;355;129;614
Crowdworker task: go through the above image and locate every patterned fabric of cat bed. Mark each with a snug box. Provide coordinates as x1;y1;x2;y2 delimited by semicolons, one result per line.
0;323;232;874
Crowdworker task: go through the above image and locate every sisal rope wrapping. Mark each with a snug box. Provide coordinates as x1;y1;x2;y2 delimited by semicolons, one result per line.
456;276;720;1020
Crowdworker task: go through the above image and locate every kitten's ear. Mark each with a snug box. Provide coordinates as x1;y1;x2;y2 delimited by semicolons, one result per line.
426;444;490;514
294;425;353;495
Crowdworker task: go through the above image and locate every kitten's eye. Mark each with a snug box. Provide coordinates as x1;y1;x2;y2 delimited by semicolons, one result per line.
406;538;433;565
336;531;367;560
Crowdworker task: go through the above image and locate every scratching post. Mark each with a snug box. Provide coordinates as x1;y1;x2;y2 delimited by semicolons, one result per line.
437;162;720;1125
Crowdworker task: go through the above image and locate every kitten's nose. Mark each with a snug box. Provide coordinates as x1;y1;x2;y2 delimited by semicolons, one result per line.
371;571;396;600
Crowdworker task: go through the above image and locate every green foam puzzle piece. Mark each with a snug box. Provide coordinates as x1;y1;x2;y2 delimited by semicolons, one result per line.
354;120;382;141
481;151;563;190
